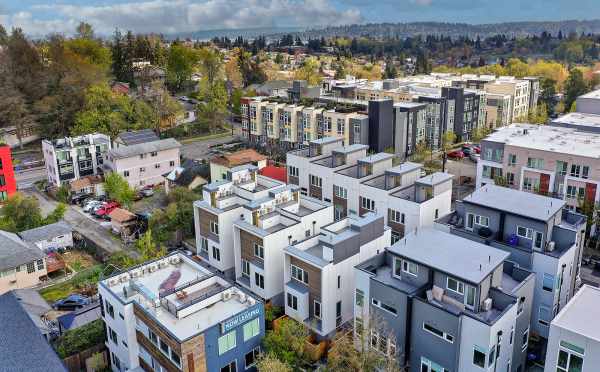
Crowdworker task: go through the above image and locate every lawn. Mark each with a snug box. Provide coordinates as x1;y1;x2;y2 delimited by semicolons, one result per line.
39;264;105;303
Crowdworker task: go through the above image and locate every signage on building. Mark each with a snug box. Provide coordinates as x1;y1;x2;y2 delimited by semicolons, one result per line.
220;307;260;334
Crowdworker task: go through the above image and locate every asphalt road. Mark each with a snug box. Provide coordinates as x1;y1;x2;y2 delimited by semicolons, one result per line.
23;187;138;259
15;167;47;189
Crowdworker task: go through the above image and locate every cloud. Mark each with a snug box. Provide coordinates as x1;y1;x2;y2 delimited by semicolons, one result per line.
5;0;362;37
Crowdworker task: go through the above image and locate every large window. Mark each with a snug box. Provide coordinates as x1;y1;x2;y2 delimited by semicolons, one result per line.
243;318;260;341
291;264;308;284
446;277;464;295
253;243;264;259
355;289;364;306
371;298;397;315
310;175;322;187
393;258;418;277
210;221;219;235
556;341;585;372
556;161;568;176
538;306;551;327
287;293;298;310
220;360;236;372
542;273;555;292
527;157;544;169
288;166;299;177
473;347;486;368
466;213;488;230
389;209;405;224
241;260;250;278
421;357;448;372
254;273;264;289
333;185;348;199
361;197;375;211
245;347;260;369
218;331;237;355
423;323;454;343
516;226;534;239
212;246;221;261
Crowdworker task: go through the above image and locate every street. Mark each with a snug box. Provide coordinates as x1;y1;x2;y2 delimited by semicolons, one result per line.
22;187;137;259
15;167;47;189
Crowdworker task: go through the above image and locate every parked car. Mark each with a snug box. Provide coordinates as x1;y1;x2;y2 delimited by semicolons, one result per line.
93;201;120;218
469;153;480;163
52;294;90;310
461;145;472;156
447;149;465;159
140;188;154;197
83;200;104;213
70;193;92;205
471;144;481;154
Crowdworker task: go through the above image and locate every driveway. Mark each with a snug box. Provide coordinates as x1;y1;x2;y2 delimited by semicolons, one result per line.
15;166;47;189
180;134;241;160
23;188;139;259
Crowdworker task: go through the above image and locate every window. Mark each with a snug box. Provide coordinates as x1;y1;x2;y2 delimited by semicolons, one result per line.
391;231;401;244
287;292;298;310
556;341;585;372
291;264;308;284
421;357;448;372
506;172;515;185
516;226;533;239
336;301;342;321
360;197;375;211
474;215;489;227
390;209;404;224
446;277;464;295
243;318;260;341
473;347;486;368
523;177;538;191
542;273;555;292
288;166;299;177
488;345;496;366
566;185;577;199
522;328;529;352
106;301;115;318
200;237;208;254
510;327;514;345
171;350;181;367
556;161;568;176
170;161;175;167
355;289;364;306
160;339;169;354
154;163;160;169
212;246;221;261
210;221;219;235
241;259;250;278
253;243;264;259
570;164;581;178
508;154;517;166
465;285;476;308
218;331;236;355
139;167;146;173
314;301;322;319
245;347;260;369
371;298;397;315
582;165;590;179
27;262;35;274
534;231;543;249
255;273;264;289
333;185;347;199
109;327;118;343
337;275;341;289
423;323;454;343
538;306;551;327
527;157;544;169
310;175;322;187
36;259;44;271
402;259;418;276
220;360;236;372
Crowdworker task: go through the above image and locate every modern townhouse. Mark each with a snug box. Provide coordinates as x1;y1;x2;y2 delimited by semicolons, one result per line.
393;102;428;158
544;284;600;372
105;138;181;189
484;77;531;122
193;164;286;277
0;230;47;295
523;77;541;111
283;213;390;339
42;133;111;187
436;184;586;345
476;124;600;215
287;138;453;242
232;186;333;305
99;252;264;372
354;227;535;372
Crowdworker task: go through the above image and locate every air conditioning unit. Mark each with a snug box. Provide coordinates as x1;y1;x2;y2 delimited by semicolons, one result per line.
547;241;556;252
109;278;118;286
170;256;181;265
247;297;256;306
483;298;493;311
119;274;130;283
148;264;158;273
131;270;141;278
222;291;233;301
158;261;167;269
237;293;247;303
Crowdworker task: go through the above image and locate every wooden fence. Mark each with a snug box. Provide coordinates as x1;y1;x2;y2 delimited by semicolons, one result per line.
62;344;107;372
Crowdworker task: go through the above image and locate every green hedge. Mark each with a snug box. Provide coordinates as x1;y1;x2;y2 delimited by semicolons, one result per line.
54;319;106;358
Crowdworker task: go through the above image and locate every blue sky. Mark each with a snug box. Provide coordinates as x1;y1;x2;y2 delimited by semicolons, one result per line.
1;0;600;36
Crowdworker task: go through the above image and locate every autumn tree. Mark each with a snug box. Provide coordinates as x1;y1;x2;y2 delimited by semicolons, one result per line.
564;68;588;112
0;193;66;232
103;172;136;209
166;44;198;91
294;57;321;85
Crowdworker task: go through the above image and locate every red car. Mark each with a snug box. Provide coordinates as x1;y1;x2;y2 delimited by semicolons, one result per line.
93;201;120;218
447;149;465;159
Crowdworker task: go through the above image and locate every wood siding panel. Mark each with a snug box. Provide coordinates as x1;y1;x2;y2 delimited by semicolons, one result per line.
181;332;207;372
309;184;322;200
290;256;321;318
288;175;299;185
240;229;264;267
134;304;181;354
198;208;219;243
136;331;179;372
332;194;347;219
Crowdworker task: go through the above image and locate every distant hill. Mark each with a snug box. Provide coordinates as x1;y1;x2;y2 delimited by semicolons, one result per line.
267;20;600;40
170;26;305;41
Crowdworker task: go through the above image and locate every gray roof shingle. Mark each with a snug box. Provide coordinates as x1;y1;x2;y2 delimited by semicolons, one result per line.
0;291;67;371
108;138;181;159
0;230;44;271
116;129;160;145
18;221;72;243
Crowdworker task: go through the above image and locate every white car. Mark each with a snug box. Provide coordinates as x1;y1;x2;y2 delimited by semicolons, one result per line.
83;200;103;213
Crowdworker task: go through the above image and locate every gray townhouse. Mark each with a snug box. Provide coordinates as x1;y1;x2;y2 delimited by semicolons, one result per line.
355;227;535;372
436;184;587;349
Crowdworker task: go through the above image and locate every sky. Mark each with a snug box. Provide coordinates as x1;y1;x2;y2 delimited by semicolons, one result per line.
2;0;600;37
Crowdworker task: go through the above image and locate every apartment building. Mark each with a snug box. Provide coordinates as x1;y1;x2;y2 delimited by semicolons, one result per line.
0;145;16;201
42;133;111;187
232;187;333;305
485;93;513;129
574;89;600;115
0;230;47;295
523;77;541;111
99;252;264;372
477;124;600;214
287;138;453;242
355;227;535;372
283;213;390;339
544;284;600;372
436;184;586;341
105;138;181;188
550;111;600;133
193;164;286;277
484;77;531;122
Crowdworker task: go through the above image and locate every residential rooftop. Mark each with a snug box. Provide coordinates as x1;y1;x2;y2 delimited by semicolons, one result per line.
482;124;600;159
463;184;564;222
116;129;160;146
578;89;600;99
100;253;259;342
388;227;510;284
46;133;110;149
210;149;267;168
551;284;600;343
18;220;72;243
0;230;44;271
551;112;600;128
108;138;181;159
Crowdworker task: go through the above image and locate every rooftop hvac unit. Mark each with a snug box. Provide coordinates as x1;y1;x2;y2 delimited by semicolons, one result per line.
108;278;119;287
237;293;247;303
483;298;493;312
222;291;233;301
154;299;161;308
158;261;168;269
131;270;141;278
247;297;256;306
119;274;130;283
170;256;181;265
547;241;556;252
148;264;158;273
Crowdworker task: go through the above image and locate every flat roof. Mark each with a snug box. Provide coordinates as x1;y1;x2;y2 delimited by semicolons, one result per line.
359;152;393;164
551;284;600;342
552;112;600;128
332;144;369;155
483;124;600;159
108;138;181;159
311;137;343;145
416;172;453;186
578;89;600;99
463;184;564;221
388;227;509;284
386;162;422;176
